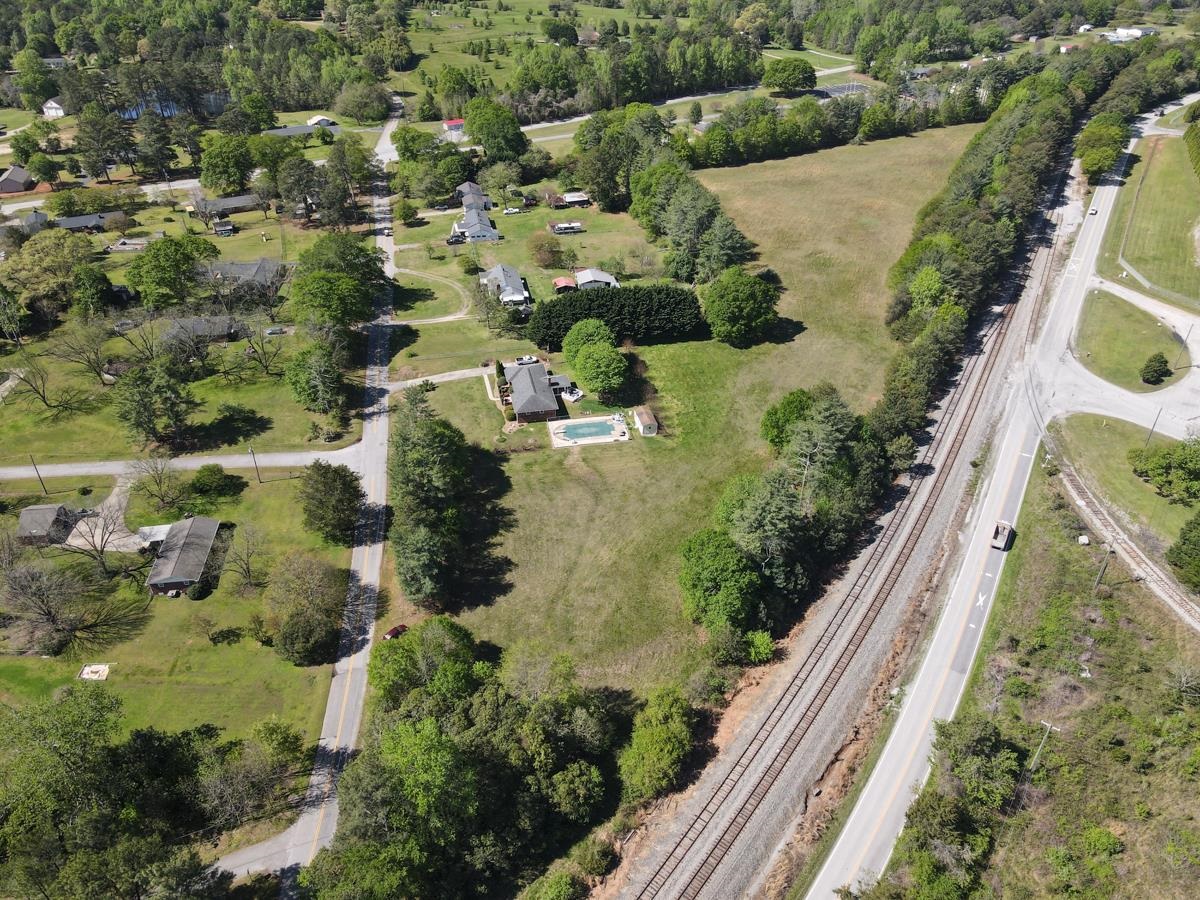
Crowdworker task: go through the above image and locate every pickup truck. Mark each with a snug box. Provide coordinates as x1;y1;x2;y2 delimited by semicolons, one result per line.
991;521;1014;551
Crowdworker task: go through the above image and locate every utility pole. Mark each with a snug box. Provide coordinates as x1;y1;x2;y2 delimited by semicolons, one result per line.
1176;323;1193;369
29;454;47;495
1144;406;1163;449
1029;720;1060;774
1093;543;1113;593
248;445;262;484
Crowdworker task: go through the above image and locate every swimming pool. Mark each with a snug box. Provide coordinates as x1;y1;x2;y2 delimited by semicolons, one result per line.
559;420;615;440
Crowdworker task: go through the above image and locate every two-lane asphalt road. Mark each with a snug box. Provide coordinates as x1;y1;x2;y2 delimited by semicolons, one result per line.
215;114;401;882
808;91;1200;898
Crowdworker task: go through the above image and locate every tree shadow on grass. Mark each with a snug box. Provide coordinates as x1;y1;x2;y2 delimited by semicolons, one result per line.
187;403;272;451
442;446;516;611
762;316;806;345
393;284;438;314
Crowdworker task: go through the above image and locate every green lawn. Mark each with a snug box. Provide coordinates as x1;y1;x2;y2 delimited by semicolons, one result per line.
879;455;1200;898
0;470;340;743
1075;289;1190;391
1098;135;1200;309
0;329;360;467
0;106;39;133
439;125;980;693
393;318;537;377
1055;414;1193;551
394;272;465;319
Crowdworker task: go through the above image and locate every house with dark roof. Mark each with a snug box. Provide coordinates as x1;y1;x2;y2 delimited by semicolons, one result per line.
204;258;291;288
212;218;236;237
456;181;493;210
189;194;260;218
21;209;48;233
479;263;531;307
15;504;74;546
261;123;342;139
0;166;35;194
163;316;247;345
503;362;570;423
147;517;220;595
53;211;129;232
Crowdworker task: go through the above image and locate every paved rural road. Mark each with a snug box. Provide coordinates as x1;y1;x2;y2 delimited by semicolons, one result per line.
807;91;1200;898
214;113;401;885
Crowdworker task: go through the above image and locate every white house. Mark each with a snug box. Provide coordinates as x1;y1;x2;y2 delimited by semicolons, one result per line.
451;207;500;242
307;115;335;127
574;267;620;290
561;191;592;206
42;96;65;119
633;406;659;436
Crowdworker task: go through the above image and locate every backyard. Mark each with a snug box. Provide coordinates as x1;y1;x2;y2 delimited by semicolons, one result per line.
433;125;981;692
0;469;338;743
1075;289;1190;391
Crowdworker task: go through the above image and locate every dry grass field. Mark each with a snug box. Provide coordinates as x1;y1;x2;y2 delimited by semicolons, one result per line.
443;125;981;694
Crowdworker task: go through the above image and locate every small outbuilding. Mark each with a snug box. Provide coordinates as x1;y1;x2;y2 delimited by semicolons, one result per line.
41;96;66;119
147;516;220;596
575;267;620;289
553;276;577;293
16;504;74;546
307;115;335;127
633;406;659;436
0;165;35;194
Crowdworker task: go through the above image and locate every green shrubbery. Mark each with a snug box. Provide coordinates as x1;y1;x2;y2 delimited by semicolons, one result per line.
525;285;703;349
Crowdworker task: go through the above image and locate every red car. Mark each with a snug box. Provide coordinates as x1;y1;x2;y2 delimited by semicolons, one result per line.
383;624;408;640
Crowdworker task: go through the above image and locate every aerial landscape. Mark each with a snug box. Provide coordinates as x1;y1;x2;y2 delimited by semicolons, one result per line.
1;1;1200;898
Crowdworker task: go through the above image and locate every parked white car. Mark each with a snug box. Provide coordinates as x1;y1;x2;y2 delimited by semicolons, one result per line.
515;355;539;366
563;387;584;403
503;207;522;215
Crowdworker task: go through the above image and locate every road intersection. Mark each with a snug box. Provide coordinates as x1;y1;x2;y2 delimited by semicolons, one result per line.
808;92;1200;898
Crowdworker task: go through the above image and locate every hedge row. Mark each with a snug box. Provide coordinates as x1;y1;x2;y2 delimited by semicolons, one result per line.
525;284;703;350
1186;121;1200;183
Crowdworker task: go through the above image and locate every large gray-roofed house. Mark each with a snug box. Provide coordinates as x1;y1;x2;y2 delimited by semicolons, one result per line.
190;194;260;217
203;258;291;287
147;517;220;595
261;124;342;139
503;362;561;422
452;207;500;242
53;211;129;232
16;504;74;546
163;315;247;344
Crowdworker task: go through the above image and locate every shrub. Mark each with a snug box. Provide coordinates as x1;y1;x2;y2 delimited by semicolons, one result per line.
745;630;774;664
760;388;813;452
523;871;586;900
298;460;365;545
618;687;694;803
277;608;341;665
562;318;615;365
1140;351;1171;385
569;835;616;877
573;342;627;400
525;285;703;349
190;463;240;498
678;528;761;632
1167;509;1200;591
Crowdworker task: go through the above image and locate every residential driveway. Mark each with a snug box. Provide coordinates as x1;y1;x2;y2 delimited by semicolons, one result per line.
64;475;141;553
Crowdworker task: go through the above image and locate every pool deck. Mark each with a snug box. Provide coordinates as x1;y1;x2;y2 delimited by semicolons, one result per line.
547;413;632;449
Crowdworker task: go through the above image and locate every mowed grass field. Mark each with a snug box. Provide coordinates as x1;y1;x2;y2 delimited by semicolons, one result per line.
0;470;337;743
1075;289;1190;391
1055;414;1192;551
1099;135;1200;308
440;125;980;692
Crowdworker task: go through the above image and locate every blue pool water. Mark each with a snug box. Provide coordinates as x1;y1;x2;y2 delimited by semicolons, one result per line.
560;421;615;440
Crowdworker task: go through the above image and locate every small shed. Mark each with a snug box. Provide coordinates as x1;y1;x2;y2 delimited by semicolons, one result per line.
16;504;74;546
213;218;236;237
0;165;35;194
553;276;577;293
307;115;335;127
633;406;658;436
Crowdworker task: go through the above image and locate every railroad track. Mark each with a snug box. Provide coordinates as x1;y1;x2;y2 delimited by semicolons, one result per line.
632;171;1080;899
632;226;1058;900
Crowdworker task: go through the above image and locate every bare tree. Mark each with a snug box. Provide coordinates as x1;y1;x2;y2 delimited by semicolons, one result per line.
43;321;114;385
114;319;162;365
7;355;89;415
131;453;187;511
189;188;216;230
60;505;130;576
213;347;252;384
226;525;268;592
2;563;150;654
244;328;284;377
0;526;22;573
1168;662;1200;709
